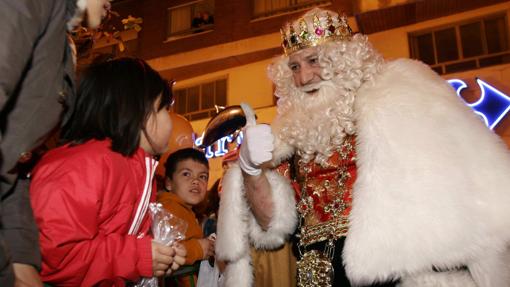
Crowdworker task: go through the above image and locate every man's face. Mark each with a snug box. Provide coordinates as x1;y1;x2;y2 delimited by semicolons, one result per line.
288;47;324;95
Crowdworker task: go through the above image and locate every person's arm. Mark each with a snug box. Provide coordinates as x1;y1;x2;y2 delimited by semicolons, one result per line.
0;0;50;265
3;179;43;287
0;0;46;112
238;104;275;228
242;172;273;229
216;103;297;268
236;104;298;247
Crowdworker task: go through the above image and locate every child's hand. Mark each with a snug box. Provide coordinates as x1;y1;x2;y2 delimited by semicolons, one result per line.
151;241;187;276
167;243;186;275
198;237;215;259
151;241;176;277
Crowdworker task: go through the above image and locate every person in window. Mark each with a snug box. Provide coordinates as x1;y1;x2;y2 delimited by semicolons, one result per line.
216;7;510;287
192;11;214;33
201;12;214;25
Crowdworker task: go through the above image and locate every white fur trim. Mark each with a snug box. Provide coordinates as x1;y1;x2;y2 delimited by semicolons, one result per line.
248;170;298;249
344;58;510;284
222;254;253;287
215;165;252;287
398;271;476;287
468;247;510;287
216;165;250;262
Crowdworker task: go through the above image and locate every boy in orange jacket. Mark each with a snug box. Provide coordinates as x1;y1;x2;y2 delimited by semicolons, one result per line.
158;148;215;286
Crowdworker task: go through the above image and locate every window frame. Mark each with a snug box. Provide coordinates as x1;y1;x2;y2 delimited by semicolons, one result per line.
173;77;228;121
408;13;510;74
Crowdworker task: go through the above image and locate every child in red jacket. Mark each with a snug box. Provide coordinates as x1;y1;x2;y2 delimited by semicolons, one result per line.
30;57;186;286
157;148;215;286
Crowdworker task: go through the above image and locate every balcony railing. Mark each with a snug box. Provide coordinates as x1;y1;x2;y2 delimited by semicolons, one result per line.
252;0;330;19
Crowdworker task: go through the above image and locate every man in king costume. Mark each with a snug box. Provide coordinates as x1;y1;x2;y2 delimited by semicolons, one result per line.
215;7;510;287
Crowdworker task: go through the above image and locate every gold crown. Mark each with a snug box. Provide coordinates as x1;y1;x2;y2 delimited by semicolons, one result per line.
280;9;353;55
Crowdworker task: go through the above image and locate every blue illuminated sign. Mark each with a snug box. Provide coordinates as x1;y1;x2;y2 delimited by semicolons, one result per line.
448;78;510;130
195;132;244;159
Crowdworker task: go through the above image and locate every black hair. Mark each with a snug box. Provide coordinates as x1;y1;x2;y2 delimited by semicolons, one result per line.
61;57;173;156
164;148;209;179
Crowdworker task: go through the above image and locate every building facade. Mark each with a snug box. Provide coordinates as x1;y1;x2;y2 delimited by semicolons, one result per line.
106;0;510;182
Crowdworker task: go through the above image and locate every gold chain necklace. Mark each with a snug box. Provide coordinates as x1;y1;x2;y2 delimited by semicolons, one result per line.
295;137;356;287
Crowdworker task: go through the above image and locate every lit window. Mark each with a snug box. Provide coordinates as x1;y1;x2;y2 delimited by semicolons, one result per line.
409;14;509;74
167;0;214;39
173;78;227;121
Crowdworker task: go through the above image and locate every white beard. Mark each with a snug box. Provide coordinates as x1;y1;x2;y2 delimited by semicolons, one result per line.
273;80;356;166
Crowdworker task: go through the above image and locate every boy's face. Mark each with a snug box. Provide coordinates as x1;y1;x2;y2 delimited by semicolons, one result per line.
165;159;209;208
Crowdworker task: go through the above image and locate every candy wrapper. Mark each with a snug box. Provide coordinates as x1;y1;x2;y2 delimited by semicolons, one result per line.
134;202;187;287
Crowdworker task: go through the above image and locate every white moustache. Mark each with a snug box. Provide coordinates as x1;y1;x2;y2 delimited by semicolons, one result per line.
299;81;336;93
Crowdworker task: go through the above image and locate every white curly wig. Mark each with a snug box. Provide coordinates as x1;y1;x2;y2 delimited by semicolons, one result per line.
268;18;384;166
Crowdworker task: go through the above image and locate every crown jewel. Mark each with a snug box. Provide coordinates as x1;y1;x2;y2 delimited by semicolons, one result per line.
281;8;353;55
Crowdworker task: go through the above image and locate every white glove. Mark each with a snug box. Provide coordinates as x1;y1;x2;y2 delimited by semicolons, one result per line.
239;103;274;176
